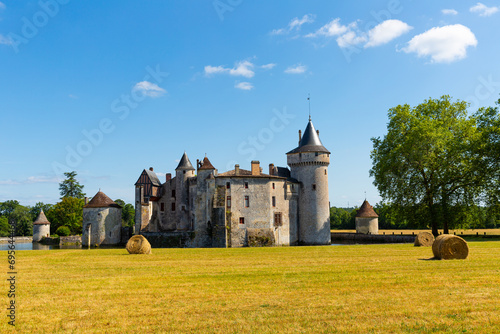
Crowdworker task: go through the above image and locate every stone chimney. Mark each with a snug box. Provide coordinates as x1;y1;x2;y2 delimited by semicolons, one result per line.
149;167;154;171
269;163;274;175
235;164;240;176
298;130;302;145
316;130;319;136
166;173;172;182
251;161;260;176
84;197;89;205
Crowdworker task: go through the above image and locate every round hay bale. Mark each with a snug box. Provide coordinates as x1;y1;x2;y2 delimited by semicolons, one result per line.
414;231;435;247
432;234;468;260
126;235;152;254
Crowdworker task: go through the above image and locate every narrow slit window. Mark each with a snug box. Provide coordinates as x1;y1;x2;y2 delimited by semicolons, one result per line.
171;203;175;211
226;182;230;189
227;196;231;208
244;196;249;207
312;184;316;191
244;182;248;189
272;196;276;207
272;183;275;189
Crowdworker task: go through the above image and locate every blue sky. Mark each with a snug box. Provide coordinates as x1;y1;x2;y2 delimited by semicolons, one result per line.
1;1;500;207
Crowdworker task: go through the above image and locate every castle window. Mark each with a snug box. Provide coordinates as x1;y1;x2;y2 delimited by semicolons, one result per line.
272;183;275;189
172;190;176;198
315;152;319;156
274;213;282;227
183;170;186;174
226;182;230;189
325;170;327;175
171;203;176;211
239;217;245;224
244;196;249;207
272;196;276;207
160;203;165;211
244;182;248;189
227;196;231;208
312;184;316;191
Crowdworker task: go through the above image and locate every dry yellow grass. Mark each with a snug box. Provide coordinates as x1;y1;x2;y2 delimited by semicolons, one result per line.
2;243;500;333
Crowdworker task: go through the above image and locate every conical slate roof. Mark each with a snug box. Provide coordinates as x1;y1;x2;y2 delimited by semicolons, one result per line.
287;118;330;154
176;152;195;170
198;156;215;170
84;191;122;209
33;210;50;225
356;200;378;218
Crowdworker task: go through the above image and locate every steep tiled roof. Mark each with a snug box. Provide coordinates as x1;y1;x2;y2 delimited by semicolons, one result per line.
33;210;50;225
198;157;215;170
356;200;378;218
287;119;330;154
144;169;161;186
176;152;195;170
84;191;122;209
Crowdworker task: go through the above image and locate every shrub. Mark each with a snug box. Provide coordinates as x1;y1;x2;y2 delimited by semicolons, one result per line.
55;226;71;236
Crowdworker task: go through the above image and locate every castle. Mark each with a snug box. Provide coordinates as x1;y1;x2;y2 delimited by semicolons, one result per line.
134;118;331;247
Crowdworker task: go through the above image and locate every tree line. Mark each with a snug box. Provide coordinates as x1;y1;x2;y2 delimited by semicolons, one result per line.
0;171;135;237
330;203;499;230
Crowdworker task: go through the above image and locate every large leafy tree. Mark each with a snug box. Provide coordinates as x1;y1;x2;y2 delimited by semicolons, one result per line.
59;171;86;199
47;197;85;235
0;200;32;236
115;199;135;228
370;96;499;236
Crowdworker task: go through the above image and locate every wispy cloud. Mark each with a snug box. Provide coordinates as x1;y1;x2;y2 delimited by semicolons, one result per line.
132;81;166;97
261;63;276;70
235;82;254;90
204;60;255;78
401;24;477;63
442;9;458;15
306;18;411;49
0;175;60;185
470;2;498;16
271;14;315;35
284;64;307;74
0;34;12;45
0;2;5;10
68;94;78;99
365;20;413;48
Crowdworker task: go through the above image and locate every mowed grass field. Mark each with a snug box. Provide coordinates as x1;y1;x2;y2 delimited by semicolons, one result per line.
4;242;500;333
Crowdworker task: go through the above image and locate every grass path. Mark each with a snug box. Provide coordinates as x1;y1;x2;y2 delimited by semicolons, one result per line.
3;242;500;333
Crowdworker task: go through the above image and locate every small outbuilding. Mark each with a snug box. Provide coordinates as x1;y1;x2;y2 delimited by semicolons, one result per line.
82;190;122;247
355;200;379;235
32;210;51;242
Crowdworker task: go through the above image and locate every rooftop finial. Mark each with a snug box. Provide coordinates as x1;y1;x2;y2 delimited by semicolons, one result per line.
307;93;311;121
364;191;367;200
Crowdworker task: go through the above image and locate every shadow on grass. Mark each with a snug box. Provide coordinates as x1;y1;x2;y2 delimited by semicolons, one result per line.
418;257;439;261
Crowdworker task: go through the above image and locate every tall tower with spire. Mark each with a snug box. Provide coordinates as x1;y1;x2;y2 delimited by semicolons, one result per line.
175;152;196;230
287;117;331;245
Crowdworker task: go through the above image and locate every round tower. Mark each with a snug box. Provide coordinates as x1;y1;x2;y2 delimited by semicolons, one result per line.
82;190;122;246
287;117;331;245
175;152;195;230
32;209;50;242
355;200;379;234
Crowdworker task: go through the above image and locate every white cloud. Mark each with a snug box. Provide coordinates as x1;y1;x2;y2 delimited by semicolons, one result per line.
284;64;307;74
132;81;166;97
306;18;349;38
337;31;366;48
442;9;458;15
402;24;477;63
229;60;254;78
0;34;12;45
0;176;60;185
365;20;413;48
271;14;315;35
204;65;227;75
235;82;254;90
470;2;498;16
0;2;5;10
261;63;276;70
204;60;255;78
